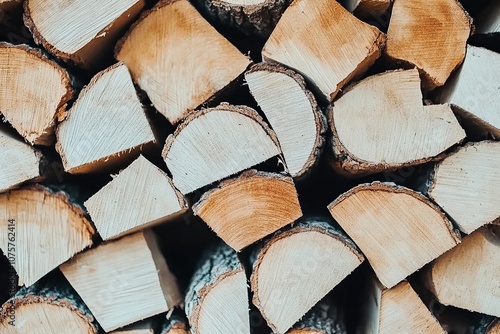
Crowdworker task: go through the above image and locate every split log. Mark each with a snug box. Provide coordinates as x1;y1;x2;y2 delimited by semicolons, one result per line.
475;1;500;35
0;185;95;286
0;43;72;146
424;224;500;317
423;141;500;234
160;313;191;334
23;0;145;69
185;242;250;334
342;0;391;20
193;170;302;251
250;218;364;334
262;0;386;101
245;63;326;178
328;69;465;176
162;104;281;194
84;155;188;241
328;182;460;288
56;62;156;174
115;0;251;125
474;317;500;334
386;0;471;89
60;230;182;332
436;45;500;139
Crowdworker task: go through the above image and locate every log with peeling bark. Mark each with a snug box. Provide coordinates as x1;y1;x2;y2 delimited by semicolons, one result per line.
0;185;95;286
162;104;282;194
245;63;326;178
328;182;460;288
0;43;72;146
84;155;188;241
23;0;145;69
262;0;386;101
250;218;364;334
159;313;191;334
474;317;500;334
60;230;182;332
185;242;250;334
56;62;156;174
424;225;500;317
328;69;465;176
342;0;391;20
475;1;500;35
115;0;251;125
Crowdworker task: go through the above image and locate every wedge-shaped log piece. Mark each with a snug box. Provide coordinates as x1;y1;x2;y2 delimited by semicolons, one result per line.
329;69;465;175
56;63;156;174
476;1;500;35
162;104;281;194
328;182;460;288
116;0;251;124
251;218;363;334
60;230;182;332
85;155;188;240
262;0;385;101
193;170;302;251
185;243;250;334
425;225;500;317
386;0;471;89
245;63;326;178
24;0;145;69
437;45;500;138
426;141;500;234
0;43;72;145
0;185;95;286
284;298;347;334
342;0;391;20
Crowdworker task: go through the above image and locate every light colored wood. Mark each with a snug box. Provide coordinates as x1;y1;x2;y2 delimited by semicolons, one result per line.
110;319;155;334
24;0;145;69
116;0;251;124
193;170;302;251
245;63;326;178
437;45;500;138
329;69;465;175
328;182;460;288
425;225;500;317
251;219;364;334
85;155;188;240
386;0;471;89
343;0;391;19
0;185;95;286
185;243;250;334
285;299;346;334
476;1;500;34
162;104;281;194
60;230;182;332
427;141;500;234
0;43;72;145
262;0;385;101
56;62;156;174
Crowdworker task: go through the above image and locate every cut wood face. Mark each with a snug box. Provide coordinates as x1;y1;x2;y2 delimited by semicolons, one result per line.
0;185;95;286
427;225;500;317
330;69;465;175
56;63;156;174
193;170;302;251
116;0;251;124
262;0;385;101
162;104;281;194
428;141;500;234
84;155;188;241
0;43;72;145
328;182;460;288
245;63;326;178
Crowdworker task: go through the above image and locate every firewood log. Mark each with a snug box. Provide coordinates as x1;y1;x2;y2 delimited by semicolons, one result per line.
56;62;156;174
0;185;95;286
328;69;465;176
245;63;326;178
342;0;391;20
159;312;191;334
60;230;182;332
185;242;250;334
262;0;386;101
328;182;461;288
162;104;281;194
0;43;72;146
115;0;251;125
476;1;500;35
250;218;364;334
23;0;145;69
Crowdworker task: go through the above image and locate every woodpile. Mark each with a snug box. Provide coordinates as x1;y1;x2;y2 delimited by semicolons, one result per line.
0;0;499;333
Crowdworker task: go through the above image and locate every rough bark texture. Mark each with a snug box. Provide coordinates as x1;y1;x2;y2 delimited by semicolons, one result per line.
287;299;346;334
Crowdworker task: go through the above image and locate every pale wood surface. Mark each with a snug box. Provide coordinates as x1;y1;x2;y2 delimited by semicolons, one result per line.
116;0;251;124
476;1;500;34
